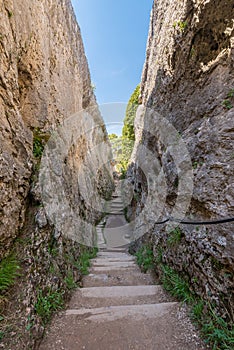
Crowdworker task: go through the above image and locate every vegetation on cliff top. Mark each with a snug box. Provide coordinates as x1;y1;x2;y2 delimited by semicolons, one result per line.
109;85;140;176
122;84;140;141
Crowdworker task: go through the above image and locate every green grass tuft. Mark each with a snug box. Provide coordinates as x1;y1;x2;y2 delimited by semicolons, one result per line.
0;331;5;341
64;271;77;290
199;303;234;350
161;264;193;303
227;89;234;98
191;299;205;320
167;227;182;246
161;265;234;349
34;288;64;324
135;245;154;273
133;242;234;349
73;247;98;275
222;99;233;110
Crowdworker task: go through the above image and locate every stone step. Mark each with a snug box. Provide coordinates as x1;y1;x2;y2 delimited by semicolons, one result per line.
109;204;124;209
91;257;135;264
107;213;124;217
97;252;131;258
107;208;124;212
104;247;128;252
65;302;178;320
44;303;198;350
83;269;155;287
69;285;169;308
92;260;135;267
40;302;205;350
79;285;162;298
97;244;107;250
96;255;132;261
39;181;206;350
109;206;124;210
90;264;136;272
110;203;124;207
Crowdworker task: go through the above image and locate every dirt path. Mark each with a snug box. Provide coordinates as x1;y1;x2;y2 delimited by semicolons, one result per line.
39;185;207;350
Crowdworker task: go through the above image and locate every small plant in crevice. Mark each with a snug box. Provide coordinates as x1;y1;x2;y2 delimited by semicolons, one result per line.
48;245;59;258
173;20;188;32
25;315;34;332
33;130;44;159
0;255;20;294
33;128;50;160
7;10;13;18
34;288;64;325
192;161;204;170
222;99;233;110
221;89;234;110
167;227;183;246
0;331;4;341
193;161;198;169
64;270;77;290
135;245;154;273
47;235;59;257
227;89;234;98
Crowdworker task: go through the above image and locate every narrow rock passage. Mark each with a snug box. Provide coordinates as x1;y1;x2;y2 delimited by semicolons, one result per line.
39;183;206;350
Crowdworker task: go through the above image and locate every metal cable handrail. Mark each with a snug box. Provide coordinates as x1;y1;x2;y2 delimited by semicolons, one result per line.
153;216;234;226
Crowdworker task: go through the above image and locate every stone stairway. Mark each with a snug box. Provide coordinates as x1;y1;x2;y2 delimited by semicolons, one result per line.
39;249;206;350
97;182;132;249
39;184;206;350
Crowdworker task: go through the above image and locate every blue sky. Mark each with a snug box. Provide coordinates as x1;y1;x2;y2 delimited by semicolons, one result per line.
71;0;153;134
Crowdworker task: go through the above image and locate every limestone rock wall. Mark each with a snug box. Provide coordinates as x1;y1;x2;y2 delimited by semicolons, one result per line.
0;0;114;347
0;0;112;257
129;0;234;317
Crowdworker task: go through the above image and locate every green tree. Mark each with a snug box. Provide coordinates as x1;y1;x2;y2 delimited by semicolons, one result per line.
108;133;118;140
122;84;140;141
109;134;122;160
108;85;140;177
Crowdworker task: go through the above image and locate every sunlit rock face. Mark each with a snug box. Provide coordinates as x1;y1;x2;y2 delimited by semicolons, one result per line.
0;1;114;347
0;0;113;256
129;0;234;316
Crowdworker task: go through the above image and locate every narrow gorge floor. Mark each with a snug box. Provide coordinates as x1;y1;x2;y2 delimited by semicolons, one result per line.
39;186;207;350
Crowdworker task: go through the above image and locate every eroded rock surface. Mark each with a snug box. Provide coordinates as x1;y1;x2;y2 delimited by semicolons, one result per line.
0;0;113;256
128;0;234;318
0;1;113;348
